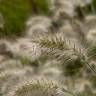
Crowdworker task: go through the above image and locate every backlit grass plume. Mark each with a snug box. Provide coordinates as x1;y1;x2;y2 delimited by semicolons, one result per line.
6;78;75;96
34;33;96;76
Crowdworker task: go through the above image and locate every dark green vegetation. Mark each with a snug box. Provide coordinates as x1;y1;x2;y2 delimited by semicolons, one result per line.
30;0;50;14
0;0;49;37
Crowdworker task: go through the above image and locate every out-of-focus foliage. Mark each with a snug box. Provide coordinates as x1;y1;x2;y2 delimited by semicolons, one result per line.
30;0;50;15
1;0;96;96
0;0;49;37
0;0;32;37
75;0;96;19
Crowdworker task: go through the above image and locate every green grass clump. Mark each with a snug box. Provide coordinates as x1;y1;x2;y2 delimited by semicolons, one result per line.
0;0;49;37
